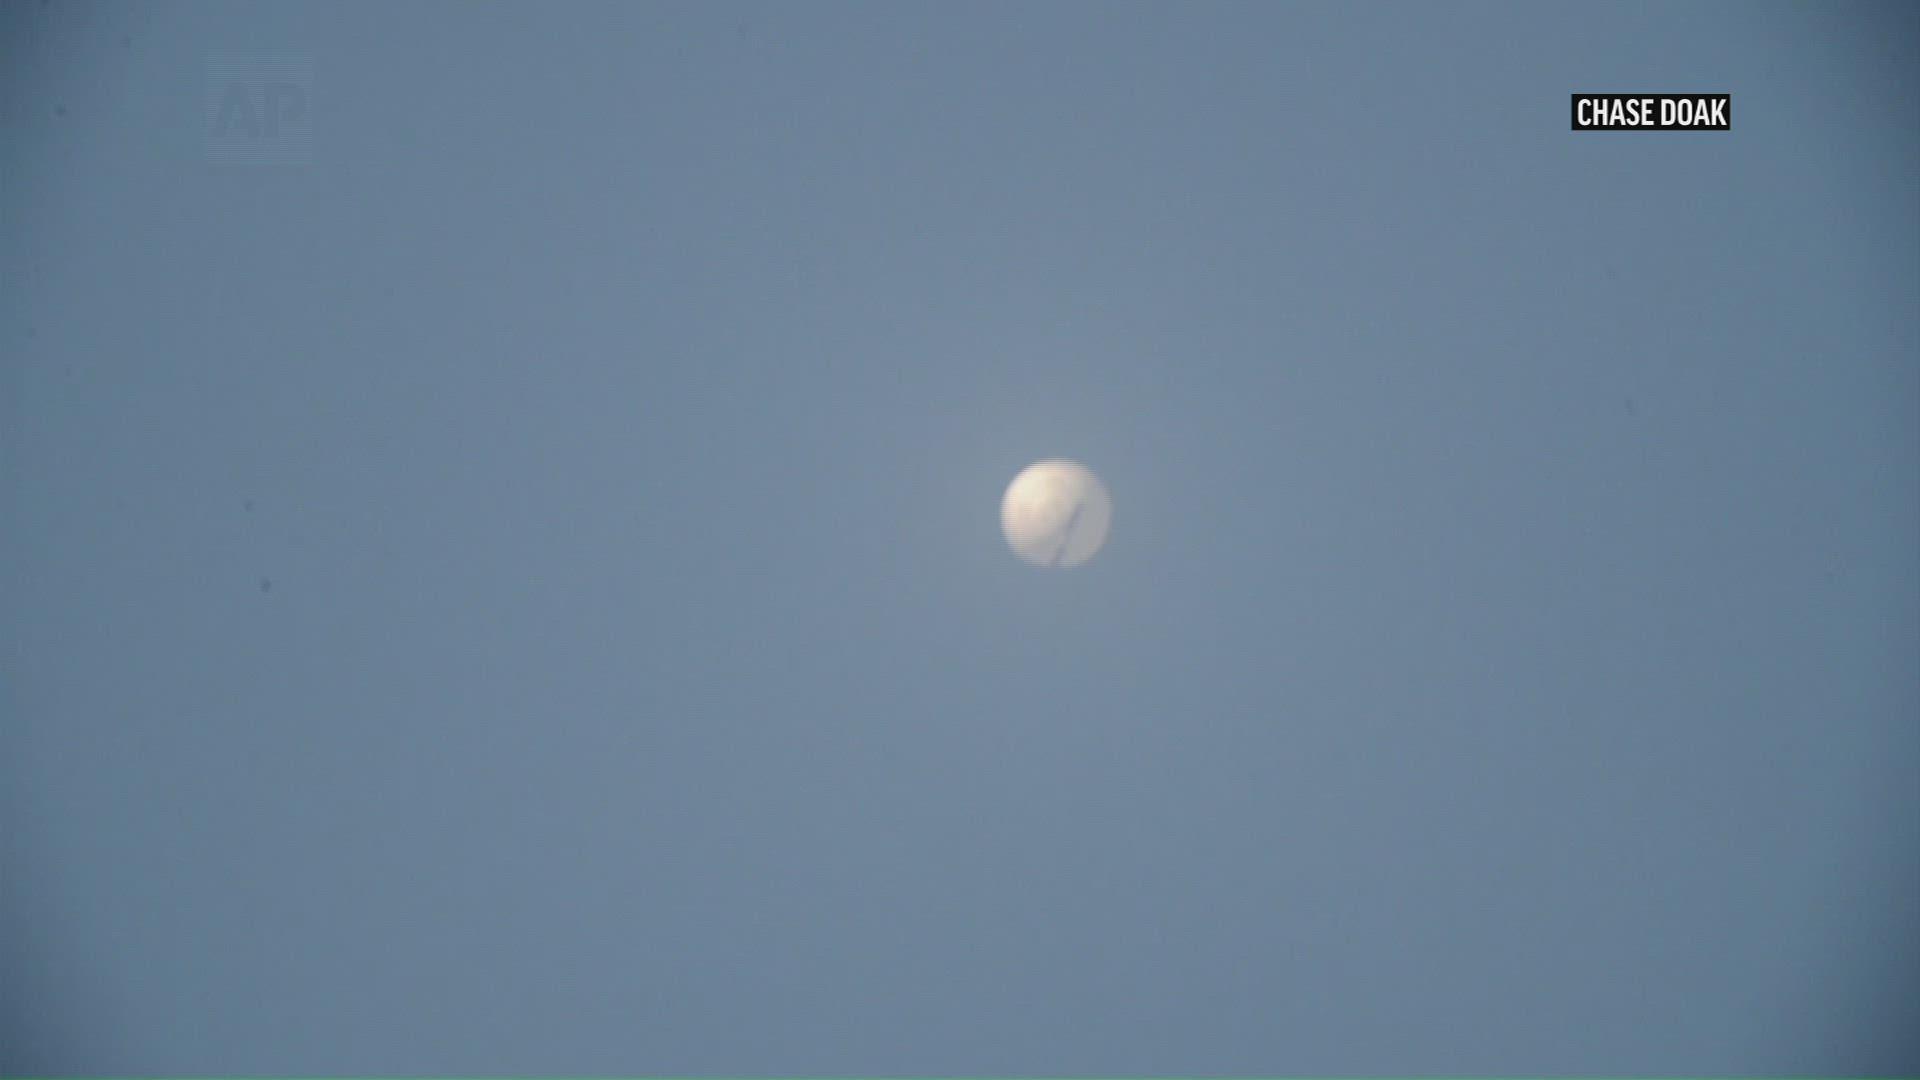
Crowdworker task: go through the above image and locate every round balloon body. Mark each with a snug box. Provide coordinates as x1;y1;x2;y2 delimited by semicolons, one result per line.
1000;459;1112;568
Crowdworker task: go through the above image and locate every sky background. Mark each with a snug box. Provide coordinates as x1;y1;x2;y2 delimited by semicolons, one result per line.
3;1;1917;1074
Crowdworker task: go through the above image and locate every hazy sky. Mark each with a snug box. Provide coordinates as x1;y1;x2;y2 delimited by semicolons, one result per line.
4;1;1917;1074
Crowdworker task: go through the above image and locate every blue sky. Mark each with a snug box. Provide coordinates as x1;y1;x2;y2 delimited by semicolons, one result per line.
4;1;1916;1073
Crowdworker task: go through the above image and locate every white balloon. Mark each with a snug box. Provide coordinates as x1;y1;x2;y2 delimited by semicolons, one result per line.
1000;459;1112;568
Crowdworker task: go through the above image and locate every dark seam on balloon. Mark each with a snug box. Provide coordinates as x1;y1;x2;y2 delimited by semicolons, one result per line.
1053;500;1085;566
